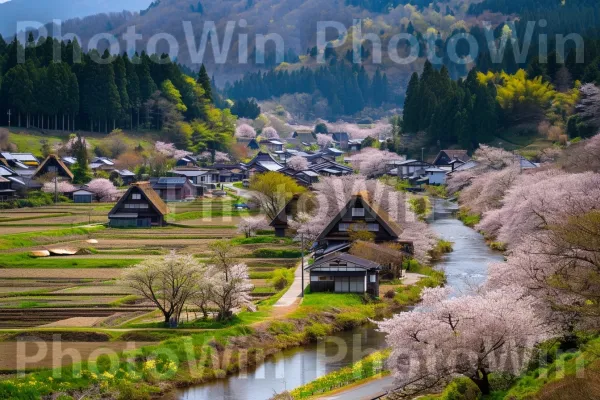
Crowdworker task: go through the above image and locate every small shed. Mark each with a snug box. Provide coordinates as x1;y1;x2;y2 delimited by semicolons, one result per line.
73;189;94;203
305;252;381;296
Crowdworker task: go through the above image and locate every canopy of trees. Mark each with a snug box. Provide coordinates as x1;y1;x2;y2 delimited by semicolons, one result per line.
228;63;392;116
402;61;498;151
0;36;234;153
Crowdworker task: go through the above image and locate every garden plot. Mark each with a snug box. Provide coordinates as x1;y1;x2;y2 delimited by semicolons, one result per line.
0;341;154;371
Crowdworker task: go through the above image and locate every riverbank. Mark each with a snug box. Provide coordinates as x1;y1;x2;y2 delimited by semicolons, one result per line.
281;197;504;400
0;265;444;400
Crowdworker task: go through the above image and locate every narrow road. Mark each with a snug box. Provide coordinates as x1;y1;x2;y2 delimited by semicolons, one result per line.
274;256;310;307
319;375;395;400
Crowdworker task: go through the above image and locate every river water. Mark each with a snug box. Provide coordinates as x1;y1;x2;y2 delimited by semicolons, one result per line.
175;198;503;400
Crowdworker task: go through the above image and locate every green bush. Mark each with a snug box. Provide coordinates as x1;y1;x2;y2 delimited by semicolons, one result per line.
252;249;302;258
458;208;481;227
409;197;428;217
0;191;71;209
421;377;482;400
269;268;295;290
304;323;333;340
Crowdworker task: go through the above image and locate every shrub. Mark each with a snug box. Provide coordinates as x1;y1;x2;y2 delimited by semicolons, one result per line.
304;323;332;340
458;208;481;227
384;289;396;299
409;197;428;217
270;268;295;290
252;249;302;258
425;184;449;198
438;377;481;400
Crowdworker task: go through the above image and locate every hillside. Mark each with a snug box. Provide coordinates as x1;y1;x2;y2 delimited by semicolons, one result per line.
36;0;503;87
0;0;151;36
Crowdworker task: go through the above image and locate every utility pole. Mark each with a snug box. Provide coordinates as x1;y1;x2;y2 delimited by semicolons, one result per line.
421;147;425;162
54;176;58;203
301;233;305;298
6;110;11;128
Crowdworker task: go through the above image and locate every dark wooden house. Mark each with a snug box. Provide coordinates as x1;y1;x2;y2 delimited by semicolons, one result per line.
152;177;196;202
305;252;381;295
32;154;74;181
270;194;301;237
315;192;403;257
433;150;471;169
108;182;168;228
0;177;16;201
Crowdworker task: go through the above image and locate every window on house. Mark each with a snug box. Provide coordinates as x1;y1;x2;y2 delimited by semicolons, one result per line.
352;208;365;217
370;275;376;283
132;193;141;200
339;223;350;231
368;223;380;232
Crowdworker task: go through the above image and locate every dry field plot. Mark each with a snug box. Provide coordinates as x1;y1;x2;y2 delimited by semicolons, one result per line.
0;341;154;371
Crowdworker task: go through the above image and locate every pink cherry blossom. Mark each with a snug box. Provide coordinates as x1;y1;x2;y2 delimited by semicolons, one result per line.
235;124;257;139
287;155;309;171
349;147;404;177
326;121;393;139
237;216;268;238
261;127;280;139
155;141;192;160
214;151;230;163
379;286;550;395
316;134;334;149
42;180;76;194
86;178;119;202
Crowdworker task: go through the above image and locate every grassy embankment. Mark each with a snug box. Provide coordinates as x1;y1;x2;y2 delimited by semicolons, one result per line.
0;261;445;400
420;335;600;400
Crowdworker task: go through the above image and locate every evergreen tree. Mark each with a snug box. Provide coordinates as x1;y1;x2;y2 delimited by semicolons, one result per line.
197;64;212;102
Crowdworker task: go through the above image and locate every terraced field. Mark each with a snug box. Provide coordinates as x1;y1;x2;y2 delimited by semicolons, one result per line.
0;201;301;334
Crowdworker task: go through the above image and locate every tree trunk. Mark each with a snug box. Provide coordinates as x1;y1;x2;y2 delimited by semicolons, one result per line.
130;110;133;130
137;108;140;131
18;113;21;127
472;371;490;395
62;114;65;131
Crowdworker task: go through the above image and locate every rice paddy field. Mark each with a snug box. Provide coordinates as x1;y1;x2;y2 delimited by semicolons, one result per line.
0;199;301;370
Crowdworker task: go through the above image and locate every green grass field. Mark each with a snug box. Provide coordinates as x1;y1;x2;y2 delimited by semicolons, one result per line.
0;253;139;269
7;129;158;158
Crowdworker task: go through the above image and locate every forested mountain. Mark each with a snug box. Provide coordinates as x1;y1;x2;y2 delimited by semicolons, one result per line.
228;63;392;117
0;36;234;153
0;0;151;36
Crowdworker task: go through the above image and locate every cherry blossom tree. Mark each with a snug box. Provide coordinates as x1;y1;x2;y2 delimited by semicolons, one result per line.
86;178;119;202
287;155;309;171
316;134;334;149
235;124;257;139
326;122;393;139
576;84;600;129
42;180;76;194
349;147;404;177
459;166;521;215
559;132;600;173
478;171;600;246
238;216;268;237
262;127;280;139
379;286;550;396
155;141;192;160
214;151;230;163
126;252;206;325
207;263;255;320
473;144;518;171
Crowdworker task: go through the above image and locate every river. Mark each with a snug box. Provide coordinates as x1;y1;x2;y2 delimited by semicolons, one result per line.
175;198;504;400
